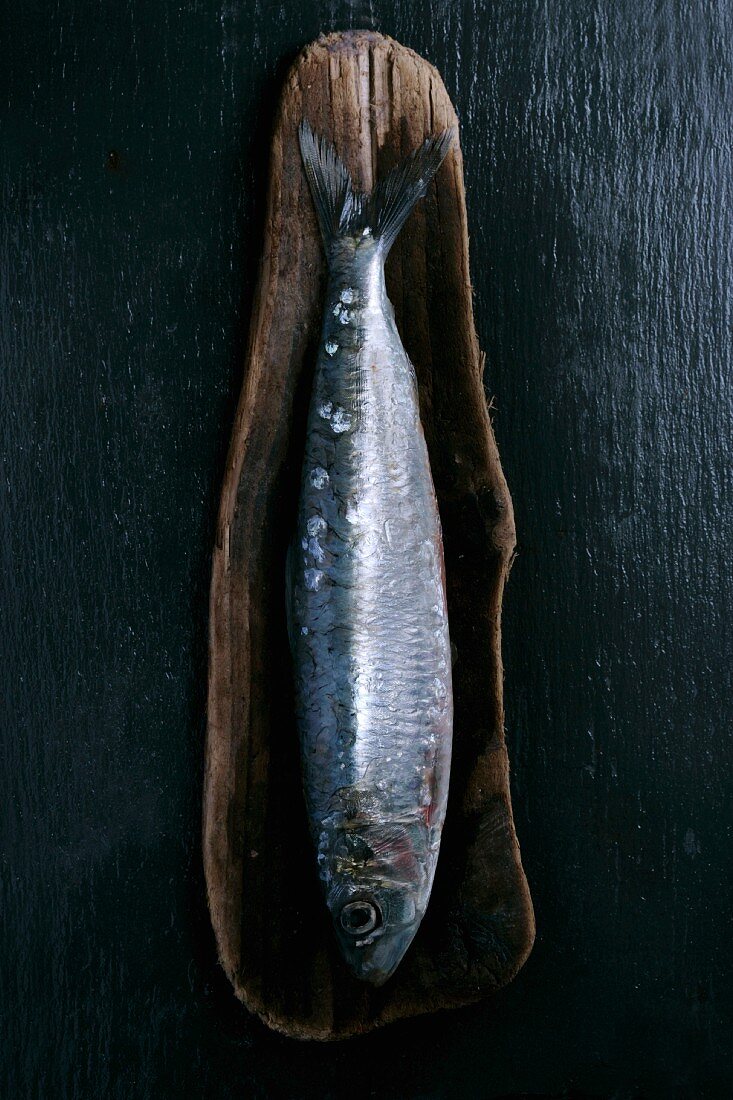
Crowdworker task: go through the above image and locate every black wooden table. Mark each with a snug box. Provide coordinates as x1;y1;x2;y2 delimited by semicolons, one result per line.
3;2;732;1096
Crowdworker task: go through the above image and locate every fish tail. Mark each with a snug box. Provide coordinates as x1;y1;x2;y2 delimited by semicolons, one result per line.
298;120;356;253
298;120;454;260
362;127;455;254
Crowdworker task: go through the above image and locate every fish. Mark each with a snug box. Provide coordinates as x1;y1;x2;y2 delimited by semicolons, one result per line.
286;120;455;986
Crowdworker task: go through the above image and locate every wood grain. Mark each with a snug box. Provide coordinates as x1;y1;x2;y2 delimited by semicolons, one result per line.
203;29;534;1040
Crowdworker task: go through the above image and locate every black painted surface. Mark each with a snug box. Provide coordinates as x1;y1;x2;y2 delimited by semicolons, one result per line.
3;2;731;1096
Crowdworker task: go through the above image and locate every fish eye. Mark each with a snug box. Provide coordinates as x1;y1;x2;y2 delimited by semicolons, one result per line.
340;899;381;937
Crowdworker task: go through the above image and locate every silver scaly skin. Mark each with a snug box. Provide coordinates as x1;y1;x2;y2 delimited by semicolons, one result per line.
287;122;454;985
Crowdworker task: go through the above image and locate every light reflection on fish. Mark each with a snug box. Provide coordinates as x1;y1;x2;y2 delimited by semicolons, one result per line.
287;121;454;985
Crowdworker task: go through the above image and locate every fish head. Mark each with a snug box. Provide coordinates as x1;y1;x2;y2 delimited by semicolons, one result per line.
323;820;430;986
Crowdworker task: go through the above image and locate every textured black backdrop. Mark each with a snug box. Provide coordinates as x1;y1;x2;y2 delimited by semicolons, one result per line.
3;2;732;1097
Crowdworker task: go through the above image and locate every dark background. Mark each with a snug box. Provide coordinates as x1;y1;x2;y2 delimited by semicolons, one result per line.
3;1;732;1096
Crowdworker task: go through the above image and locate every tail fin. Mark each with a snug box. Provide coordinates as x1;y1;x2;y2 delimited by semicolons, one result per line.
298;120;454;259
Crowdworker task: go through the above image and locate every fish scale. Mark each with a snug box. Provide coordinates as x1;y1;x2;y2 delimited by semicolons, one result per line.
287;121;454;984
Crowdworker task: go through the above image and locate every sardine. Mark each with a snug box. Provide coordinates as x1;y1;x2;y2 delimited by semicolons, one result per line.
287;121;454;986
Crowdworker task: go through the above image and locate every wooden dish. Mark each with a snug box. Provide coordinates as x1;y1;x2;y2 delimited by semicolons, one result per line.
203;29;534;1040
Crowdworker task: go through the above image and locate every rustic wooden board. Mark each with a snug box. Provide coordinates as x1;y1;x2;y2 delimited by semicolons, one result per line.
203;29;534;1040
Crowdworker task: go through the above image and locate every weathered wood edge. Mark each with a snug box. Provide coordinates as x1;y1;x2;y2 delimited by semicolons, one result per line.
203;29;535;1041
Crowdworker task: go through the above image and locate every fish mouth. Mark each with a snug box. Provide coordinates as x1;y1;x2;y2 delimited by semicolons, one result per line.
337;923;420;986
333;896;421;985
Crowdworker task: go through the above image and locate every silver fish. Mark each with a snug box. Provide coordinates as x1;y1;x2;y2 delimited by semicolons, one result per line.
287;121;454;986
